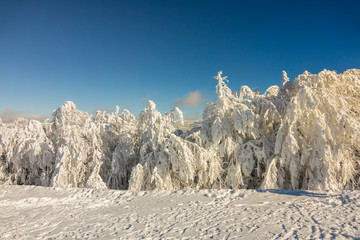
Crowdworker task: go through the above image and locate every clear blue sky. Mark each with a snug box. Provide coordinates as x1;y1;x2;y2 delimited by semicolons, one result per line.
0;0;359;119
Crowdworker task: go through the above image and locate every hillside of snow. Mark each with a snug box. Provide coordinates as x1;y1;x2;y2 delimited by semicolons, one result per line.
1;69;360;191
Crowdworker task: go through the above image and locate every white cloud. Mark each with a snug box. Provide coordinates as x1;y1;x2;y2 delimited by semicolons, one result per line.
0;109;48;123
174;90;205;109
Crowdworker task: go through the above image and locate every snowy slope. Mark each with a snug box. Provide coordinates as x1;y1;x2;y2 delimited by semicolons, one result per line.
0;69;360;191
0;185;359;239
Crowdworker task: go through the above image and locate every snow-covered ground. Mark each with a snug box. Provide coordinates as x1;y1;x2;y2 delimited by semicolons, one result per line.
0;185;359;239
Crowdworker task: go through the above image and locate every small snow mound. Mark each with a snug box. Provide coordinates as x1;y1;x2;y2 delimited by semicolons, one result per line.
146;100;156;110
62;101;77;110
25;119;43;133
120;109;135;121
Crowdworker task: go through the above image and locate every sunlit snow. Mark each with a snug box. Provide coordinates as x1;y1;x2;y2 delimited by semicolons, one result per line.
0;185;359;239
1;69;359;191
1;69;360;239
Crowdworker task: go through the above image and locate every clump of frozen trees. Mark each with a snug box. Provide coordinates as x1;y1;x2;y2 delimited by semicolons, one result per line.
1;69;359;191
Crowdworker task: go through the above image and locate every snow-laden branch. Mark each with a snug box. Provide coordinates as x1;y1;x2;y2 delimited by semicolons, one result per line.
0;69;359;191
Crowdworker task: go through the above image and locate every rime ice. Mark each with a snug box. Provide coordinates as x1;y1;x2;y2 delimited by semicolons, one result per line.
0;69;359;191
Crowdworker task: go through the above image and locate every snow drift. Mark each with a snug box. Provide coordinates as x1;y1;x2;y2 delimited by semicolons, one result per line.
1;69;359;191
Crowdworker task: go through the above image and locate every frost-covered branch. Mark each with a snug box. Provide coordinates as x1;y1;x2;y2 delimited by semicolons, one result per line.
1;69;359;191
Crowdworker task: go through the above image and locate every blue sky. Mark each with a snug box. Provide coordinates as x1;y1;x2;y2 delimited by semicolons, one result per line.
0;0;359;119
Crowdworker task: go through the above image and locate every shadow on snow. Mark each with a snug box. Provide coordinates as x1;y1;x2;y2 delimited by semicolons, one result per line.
256;189;330;198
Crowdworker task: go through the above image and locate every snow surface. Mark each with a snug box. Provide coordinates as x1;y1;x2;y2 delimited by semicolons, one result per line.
1;69;360;191
0;185;359;239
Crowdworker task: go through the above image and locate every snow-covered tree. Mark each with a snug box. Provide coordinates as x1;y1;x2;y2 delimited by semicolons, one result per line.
128;100;222;190
199;69;360;191
49;101;106;188
0;119;54;186
0;69;359;191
